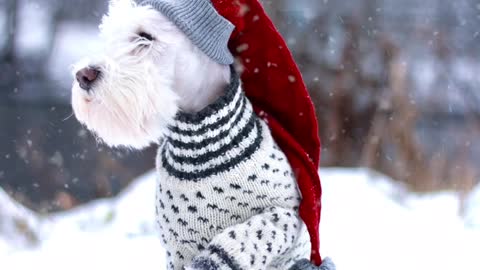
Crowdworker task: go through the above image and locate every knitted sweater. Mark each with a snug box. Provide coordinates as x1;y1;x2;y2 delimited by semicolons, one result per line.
155;70;310;270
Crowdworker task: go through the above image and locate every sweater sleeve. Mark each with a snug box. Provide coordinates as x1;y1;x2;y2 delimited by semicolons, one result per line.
186;206;305;270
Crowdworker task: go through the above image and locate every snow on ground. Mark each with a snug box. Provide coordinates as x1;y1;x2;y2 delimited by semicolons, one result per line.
0;168;478;270
0;187;44;250
320;169;478;270
465;184;480;229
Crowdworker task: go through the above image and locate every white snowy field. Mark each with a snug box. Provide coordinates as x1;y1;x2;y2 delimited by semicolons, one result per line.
1;168;479;270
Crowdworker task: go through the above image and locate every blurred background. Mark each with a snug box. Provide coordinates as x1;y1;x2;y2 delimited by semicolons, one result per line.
1;0;479;268
2;0;479;211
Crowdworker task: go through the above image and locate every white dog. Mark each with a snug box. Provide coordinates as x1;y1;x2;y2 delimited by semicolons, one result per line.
71;1;333;270
72;0;230;150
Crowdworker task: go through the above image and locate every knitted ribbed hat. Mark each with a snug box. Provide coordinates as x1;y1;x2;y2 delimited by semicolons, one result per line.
139;0;234;65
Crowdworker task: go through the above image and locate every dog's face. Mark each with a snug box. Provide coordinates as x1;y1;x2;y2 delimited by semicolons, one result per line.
71;0;213;149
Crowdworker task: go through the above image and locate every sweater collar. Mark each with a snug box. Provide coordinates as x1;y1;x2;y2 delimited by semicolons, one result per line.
161;67;263;181
171;66;241;129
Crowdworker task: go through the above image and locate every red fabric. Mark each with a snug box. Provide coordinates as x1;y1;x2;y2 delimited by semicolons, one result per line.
211;0;323;266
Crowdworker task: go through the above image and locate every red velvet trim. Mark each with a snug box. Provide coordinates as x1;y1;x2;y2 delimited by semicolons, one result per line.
211;0;323;266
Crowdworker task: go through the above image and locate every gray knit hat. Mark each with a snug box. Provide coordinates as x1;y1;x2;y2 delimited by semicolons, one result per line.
139;0;235;65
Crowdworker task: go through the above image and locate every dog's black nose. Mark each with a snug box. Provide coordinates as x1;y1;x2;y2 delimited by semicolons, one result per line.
76;67;100;91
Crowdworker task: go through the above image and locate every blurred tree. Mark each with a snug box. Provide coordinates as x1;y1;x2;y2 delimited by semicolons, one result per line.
263;0;480;191
0;0;18;95
0;0;156;213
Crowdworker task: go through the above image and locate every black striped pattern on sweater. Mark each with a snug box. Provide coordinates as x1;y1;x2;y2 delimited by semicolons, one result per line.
161;69;263;181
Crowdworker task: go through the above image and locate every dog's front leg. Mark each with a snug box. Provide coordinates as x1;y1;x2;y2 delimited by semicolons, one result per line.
186;206;305;270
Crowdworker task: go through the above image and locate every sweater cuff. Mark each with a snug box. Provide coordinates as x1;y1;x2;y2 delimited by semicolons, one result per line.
189;245;242;270
289;258;336;270
189;256;220;270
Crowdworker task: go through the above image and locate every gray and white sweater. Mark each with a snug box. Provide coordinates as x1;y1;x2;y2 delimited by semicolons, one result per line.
155;70;311;270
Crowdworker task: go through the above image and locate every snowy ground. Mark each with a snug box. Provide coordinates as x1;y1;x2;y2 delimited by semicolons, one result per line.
1;168;479;270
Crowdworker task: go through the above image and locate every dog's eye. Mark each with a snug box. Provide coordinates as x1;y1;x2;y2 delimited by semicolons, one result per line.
138;32;154;41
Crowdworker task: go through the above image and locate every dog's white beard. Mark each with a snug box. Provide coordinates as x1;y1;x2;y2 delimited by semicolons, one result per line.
72;56;179;149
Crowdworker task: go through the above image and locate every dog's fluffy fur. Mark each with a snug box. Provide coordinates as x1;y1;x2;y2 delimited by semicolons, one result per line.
71;0;230;149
